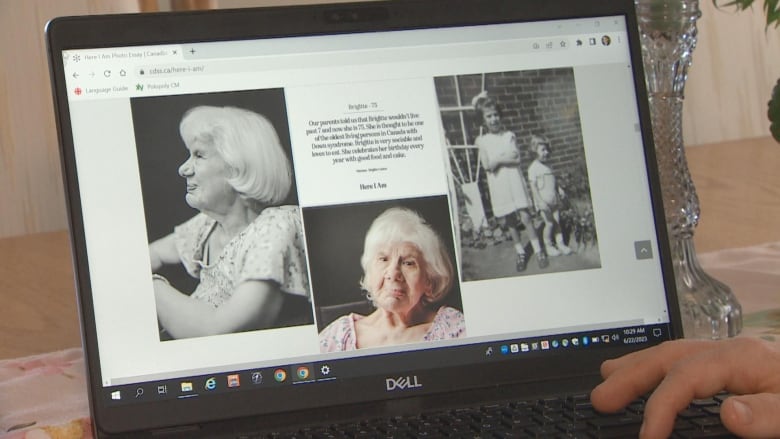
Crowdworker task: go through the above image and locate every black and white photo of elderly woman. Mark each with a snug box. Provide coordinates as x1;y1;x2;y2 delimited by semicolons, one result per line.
319;207;465;352
149;105;310;340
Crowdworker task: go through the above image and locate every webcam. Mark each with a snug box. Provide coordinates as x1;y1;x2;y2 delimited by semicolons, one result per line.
322;6;390;23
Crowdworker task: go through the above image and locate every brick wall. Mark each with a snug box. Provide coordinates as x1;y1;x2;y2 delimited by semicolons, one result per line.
435;68;590;221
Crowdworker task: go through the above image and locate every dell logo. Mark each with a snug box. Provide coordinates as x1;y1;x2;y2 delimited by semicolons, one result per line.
385;376;423;391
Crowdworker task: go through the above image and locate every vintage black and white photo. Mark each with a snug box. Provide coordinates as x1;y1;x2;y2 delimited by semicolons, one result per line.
435;69;601;282
131;88;313;341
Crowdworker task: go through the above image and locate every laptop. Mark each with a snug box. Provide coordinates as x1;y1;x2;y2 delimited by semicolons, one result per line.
45;0;693;436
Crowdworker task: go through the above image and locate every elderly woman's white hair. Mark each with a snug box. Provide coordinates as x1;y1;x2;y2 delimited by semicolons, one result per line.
179;105;292;205
359;207;454;306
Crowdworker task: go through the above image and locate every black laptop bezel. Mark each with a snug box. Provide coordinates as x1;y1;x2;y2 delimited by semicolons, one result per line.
46;0;682;435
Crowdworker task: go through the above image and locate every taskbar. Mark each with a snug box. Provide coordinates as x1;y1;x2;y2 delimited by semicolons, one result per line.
102;322;671;405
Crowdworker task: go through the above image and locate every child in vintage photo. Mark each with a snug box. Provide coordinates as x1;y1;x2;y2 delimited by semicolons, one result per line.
473;92;546;271
527;134;572;257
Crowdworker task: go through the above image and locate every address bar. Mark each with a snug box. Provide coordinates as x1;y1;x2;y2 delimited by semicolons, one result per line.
136;37;571;78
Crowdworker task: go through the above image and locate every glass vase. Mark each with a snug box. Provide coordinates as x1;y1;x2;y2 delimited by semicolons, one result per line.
635;0;742;338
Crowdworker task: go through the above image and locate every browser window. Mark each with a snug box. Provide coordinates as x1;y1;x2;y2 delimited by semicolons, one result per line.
60;16;669;392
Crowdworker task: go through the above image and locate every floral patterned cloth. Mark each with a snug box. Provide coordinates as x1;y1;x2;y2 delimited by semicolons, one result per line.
173;206;310;308
2;242;779;438
0;348;91;439
319;306;467;352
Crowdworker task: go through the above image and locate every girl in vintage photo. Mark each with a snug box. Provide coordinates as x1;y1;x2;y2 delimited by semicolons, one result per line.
473;91;546;271
434;69;601;281
527;134;573;258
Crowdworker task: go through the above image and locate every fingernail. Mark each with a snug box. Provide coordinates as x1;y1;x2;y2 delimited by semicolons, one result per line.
732;399;753;425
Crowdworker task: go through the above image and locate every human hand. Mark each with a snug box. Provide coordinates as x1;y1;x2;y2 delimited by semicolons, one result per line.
590;337;780;438
152;273;170;286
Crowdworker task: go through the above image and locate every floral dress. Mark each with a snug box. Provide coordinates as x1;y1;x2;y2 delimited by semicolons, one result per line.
318;306;466;352
173;205;310;308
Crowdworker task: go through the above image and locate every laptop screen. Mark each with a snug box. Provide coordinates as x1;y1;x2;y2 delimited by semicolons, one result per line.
49;1;679;433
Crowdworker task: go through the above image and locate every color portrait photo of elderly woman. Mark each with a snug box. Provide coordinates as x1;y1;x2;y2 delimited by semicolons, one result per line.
131;89;312;341
305;197;466;352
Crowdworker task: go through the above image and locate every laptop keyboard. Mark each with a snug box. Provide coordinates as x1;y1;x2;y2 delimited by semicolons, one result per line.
238;393;736;438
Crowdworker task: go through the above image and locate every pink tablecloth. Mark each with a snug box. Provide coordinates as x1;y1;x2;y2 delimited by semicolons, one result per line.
0;349;91;439
1;242;779;439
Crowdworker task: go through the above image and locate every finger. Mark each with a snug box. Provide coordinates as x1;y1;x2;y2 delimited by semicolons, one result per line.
600;339;713;379
591;340;714;412
720;394;780;438
640;338;776;438
640;360;726;438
